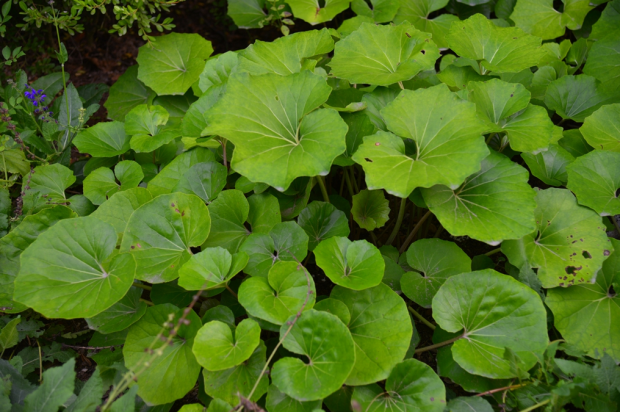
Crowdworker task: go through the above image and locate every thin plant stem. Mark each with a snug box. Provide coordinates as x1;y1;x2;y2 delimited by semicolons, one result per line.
485;247;502;257
50;5;70;150
37;340;43;382
399;210;432;254
414;334;463;354
343;168;355;197
133;282;152;291
220;138;228;170
386;197;407;246
339;169;345;196
407;306;435;330
434;225;444;238
1;154;8;189
398;81;405;90
349;167;359;193
475;383;528;397
225;284;238;299
140;298;154;306
316;175;330;203
369;230;378;244
519;399;550;412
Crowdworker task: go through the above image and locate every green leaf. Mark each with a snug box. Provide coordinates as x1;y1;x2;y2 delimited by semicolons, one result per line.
547;237;620;362
331;283;412;385
24;164;75;209
227;0;267;28
238;29;333;76
521;144;575;187
422;151;537;245
559;129;594;158
580;103;620;152
361;87;399;131
124;304;202;405
104;65;154;122
510;0;596;40
14;216;135;319
83;161;143;205
66;367;104;412
24;358;75;412
350;359;446;412
182;88;222;138
567;150;620;216
178;247;248;290
148;148;215;197
173;162;227;204
351;0;399;23
297;201;349;250
502;188;613;288
73;121;130;158
446;397;494;412
285;0;350;24
205;71;347;191
58;83;83;132
0;317;20;353
126;105;181;153
199;51;238;93
0;150;29;176
313;297;351;325
393;0;458;48
150;280;195;307
192;318;261;371
590;0;620;41
202;189;250;253
335;112;377;166
120;193;211;283
351;189;390;231
247;192;281;234
447;13;546;73
400;239;471;308
271;310;356;401
266;384;322;412
329;23;439;86
238;261;315;325
544;75;613;122
90;187;153;244
85;287;147;334
353;85;489;197
0;206;76;314
202;340;269;405
108;385;137;412
432;270;548;378
314;237;384;290
239;221;309;278
137;33;214;96
583;34;620;84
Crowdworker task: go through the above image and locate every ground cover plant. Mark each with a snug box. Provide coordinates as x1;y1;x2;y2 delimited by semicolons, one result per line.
2;0;620;411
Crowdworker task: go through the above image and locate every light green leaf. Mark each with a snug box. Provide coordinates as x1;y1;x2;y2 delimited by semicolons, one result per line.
120;193;211;283
271;310;355;401
582;33;620;84
313;297;351;325
432;270;548;378
544;74;613;122
104;65;154;121
351;0;399;23
580;103;620;152
58;83;83;132
148;148;215;197
266;384;322;412
73;121;130;157
546;238;620;362
124;304;202;405
0;317;20;353
297;201;349;250
467;79;531;126
502;188;612;288
510;0;596;40
238;261;315;325
203;189;250;253
108;385;137;412
590;0;620;41
501;104;555;153
314;237;384;290
329;23;439;86
24;358;75;412
178;247;248;290
331;283;412;385
193;318;260;371
351;189;390;231
422;151;537;245
173;162;227;204
247;192;281;234
83;161;143;205
85;287;147;334
238;29;333;76
393;0;458;48
350;359;446;412
205;71;347;191
446;397;494;412
14;216;135;319
24;164;75;209
353;85;489;197
66;367;103;412
203;340;269;405
137;33;214;96
285;0;351;24
447;13;546;73
205;399;233;412
400;239;471;308
227;0;267;28
567;149;620;216
521;144;575;187
0;206;76;314
361;87;399;131
126;105;181;153
182;87;223;138
199;51;238;93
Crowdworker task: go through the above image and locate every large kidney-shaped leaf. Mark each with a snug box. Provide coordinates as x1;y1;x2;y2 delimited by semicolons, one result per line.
285;0;350;24
120;193;211;283
502;188;612;288
14;216;135;319
422;151;537;245
204;70;347;191
173;162;227;204
124;304;202;404
583;35;620;84
580;103;620;152
521;144;575;187
238;261;315;325
104;65;155;121
73;121;130;157
567;150;620;216
510;0;596;40
227;0;267;28
297;201;350;250
432;270;549;379
351;0;399;23
202;189;251;253
192;318;261;371
331;283;412;385
544;75;614;123
137;33;213;96
393;0;458;48
400;239;471;308
353;85;489;197
178;247;248;290
147;148;215;196
546;238;620;362
314;237;384;290
85;286;147;334
329;22;440;86
351;359;446;412
447;14;546;74
271;309;356;401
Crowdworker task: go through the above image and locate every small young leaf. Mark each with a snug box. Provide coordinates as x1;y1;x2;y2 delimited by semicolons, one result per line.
351;189;390;231
178;247;248;290
567;150;620;216
85;287;147;334
24;358;76;412
297;201;349;250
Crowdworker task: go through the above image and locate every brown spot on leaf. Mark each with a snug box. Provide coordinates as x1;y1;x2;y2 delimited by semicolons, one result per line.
582;250;592;259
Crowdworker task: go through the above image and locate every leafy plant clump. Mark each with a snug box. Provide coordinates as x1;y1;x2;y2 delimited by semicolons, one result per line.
2;0;620;411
